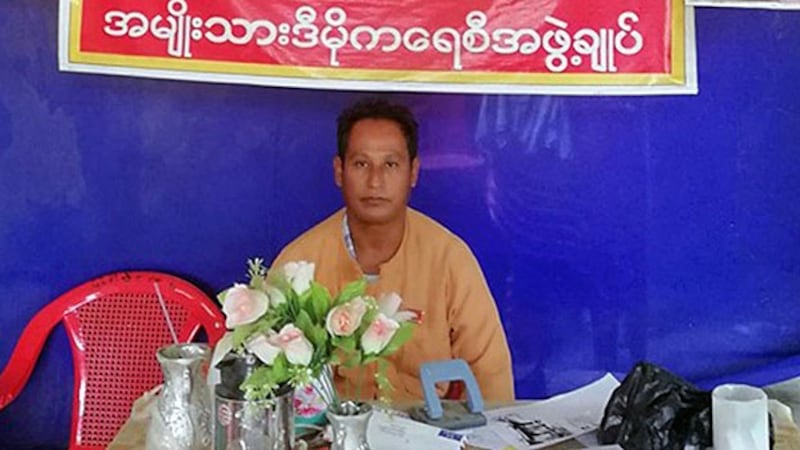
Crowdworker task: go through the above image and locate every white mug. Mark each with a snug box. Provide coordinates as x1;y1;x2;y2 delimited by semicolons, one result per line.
712;383;768;450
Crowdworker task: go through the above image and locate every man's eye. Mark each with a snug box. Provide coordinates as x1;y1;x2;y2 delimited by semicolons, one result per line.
354;161;368;168
386;161;399;168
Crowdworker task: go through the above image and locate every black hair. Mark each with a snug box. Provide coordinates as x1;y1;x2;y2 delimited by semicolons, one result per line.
336;98;418;161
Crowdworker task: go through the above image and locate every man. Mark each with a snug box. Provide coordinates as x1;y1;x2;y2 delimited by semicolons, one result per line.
272;98;514;402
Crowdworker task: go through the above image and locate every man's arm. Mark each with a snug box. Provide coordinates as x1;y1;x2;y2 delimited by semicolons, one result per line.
447;242;515;403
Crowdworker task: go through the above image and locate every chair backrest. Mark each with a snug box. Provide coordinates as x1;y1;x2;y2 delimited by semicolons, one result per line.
0;271;225;450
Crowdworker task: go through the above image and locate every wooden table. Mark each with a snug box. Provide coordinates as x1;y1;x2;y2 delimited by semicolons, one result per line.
110;393;799;450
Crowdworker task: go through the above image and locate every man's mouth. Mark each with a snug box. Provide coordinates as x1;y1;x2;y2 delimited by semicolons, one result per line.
361;197;388;205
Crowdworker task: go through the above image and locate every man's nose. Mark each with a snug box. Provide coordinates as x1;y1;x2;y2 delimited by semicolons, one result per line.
367;166;385;187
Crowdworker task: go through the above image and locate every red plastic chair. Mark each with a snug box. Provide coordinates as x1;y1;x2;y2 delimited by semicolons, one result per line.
0;271;225;449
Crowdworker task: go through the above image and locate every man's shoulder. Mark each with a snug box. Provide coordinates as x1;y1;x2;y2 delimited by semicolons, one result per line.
276;209;343;259
406;208;472;255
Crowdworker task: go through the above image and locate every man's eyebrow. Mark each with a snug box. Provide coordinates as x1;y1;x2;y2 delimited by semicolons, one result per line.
348;148;405;157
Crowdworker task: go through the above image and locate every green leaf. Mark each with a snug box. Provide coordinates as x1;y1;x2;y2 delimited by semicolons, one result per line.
332;336;360;368
231;322;261;348
249;275;264;291
333;335;357;352
358;309;379;335
267;269;292;293
242;366;273;391
362;354;379;366
297;288;312;309
335;279;366;306
342;351;362;368
312;344;328;366
286;290;300;318
309;325;329;349
254;315;279;334
310;282;331;323
271;353;289;382
270;302;290;321
295;309;314;337
380;322;415;356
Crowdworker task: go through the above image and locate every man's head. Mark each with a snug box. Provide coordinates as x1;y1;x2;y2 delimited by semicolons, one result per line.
336;98;418;162
334;98;420;226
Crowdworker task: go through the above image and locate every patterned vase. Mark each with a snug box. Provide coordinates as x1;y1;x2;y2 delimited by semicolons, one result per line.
146;343;213;450
326;401;373;450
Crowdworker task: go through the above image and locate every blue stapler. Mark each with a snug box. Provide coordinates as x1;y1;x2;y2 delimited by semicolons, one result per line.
409;359;488;430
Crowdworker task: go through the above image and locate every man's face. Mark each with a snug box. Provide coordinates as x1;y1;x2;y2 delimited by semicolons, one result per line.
334;118;419;226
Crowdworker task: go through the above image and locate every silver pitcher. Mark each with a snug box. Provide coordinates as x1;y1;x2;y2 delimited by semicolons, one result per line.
326;401;373;450
146;343;213;450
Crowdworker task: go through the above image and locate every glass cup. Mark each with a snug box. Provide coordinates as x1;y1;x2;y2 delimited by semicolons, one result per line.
712;383;768;450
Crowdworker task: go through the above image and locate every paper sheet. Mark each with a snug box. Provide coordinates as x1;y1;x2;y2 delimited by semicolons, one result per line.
367;408;466;450
463;373;620;450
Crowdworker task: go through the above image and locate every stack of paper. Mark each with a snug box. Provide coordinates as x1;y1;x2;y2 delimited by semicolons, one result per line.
367;408;466;450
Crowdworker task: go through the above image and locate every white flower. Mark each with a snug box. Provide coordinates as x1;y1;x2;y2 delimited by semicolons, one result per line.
361;313;400;355
282;261;315;295
325;296;369;337
247;332;282;365
221;284;269;328
377;292;419;323
263;284;287;306
272;324;314;366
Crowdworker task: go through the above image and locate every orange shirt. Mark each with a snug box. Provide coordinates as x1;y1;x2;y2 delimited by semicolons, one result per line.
272;207;514;403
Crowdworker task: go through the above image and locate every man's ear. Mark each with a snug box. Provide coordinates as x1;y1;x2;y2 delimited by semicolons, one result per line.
333;155;343;188
411;157;420;188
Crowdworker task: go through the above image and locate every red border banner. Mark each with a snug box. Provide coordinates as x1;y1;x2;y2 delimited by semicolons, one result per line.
59;0;696;95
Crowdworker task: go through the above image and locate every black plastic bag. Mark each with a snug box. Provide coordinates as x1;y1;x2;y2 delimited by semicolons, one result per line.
597;362;713;450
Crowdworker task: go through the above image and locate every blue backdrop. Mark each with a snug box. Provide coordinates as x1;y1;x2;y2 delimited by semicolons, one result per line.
1;1;800;446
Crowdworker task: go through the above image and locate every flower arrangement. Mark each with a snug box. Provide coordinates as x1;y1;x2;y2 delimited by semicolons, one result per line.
210;258;419;406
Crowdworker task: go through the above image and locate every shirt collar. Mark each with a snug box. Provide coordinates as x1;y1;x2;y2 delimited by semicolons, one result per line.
342;211;380;283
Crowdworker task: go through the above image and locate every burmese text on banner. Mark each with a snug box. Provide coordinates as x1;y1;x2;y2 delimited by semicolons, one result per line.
58;0;697;95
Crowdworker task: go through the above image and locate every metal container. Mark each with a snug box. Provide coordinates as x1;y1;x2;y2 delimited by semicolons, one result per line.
213;386;295;450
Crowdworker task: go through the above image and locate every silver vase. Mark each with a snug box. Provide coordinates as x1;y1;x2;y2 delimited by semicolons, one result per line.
326;401;373;450
146;343;213;450
312;365;339;407
213;386;295;450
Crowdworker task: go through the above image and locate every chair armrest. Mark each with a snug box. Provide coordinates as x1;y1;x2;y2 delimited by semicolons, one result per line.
0;300;69;408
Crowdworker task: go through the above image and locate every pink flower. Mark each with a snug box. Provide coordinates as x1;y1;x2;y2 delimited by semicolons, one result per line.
361;313;400;355
222;284;269;328
272;324;314;366
377;292;421;323
245;325;314;366
247;332;282;365
325;296;368;337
